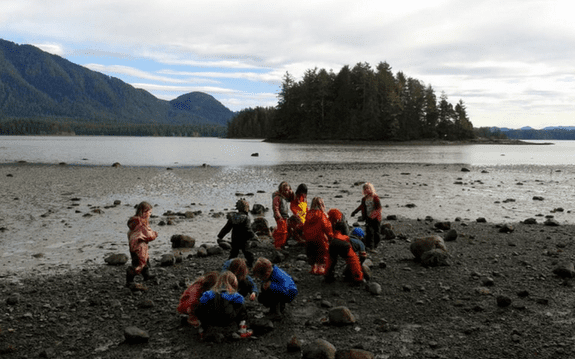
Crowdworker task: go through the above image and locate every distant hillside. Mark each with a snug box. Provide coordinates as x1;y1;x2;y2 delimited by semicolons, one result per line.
489;126;575;140
0;39;234;135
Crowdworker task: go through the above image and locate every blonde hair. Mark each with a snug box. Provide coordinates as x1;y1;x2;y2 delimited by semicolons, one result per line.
362;183;376;196
135;201;153;217
215;271;238;294
310;197;326;213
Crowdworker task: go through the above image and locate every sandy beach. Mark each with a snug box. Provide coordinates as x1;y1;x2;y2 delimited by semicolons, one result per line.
1;161;574;278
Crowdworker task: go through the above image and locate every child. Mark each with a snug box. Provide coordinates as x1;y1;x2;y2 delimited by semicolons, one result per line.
350;183;382;252
126;201;158;289
217;199;258;268
252;257;298;320
177;271;219;327
303;197;333;275
196;271;249;339
288;183;308;244
221;258;258;301
325;209;364;284
349;227;368;264
272;181;294;249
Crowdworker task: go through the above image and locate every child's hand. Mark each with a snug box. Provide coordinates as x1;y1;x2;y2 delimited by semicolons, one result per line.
249;292;256;301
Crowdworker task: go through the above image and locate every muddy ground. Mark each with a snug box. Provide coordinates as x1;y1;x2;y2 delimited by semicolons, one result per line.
2;217;575;359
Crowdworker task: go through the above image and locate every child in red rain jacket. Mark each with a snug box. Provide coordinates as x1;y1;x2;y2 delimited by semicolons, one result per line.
272;181;294;249
351;182;382;251
177;271;219;327
126;201;158;289
325;209;364;284
303;197;333;275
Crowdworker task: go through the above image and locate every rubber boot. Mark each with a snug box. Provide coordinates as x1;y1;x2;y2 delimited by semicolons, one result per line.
142;265;155;281
126;266;136;287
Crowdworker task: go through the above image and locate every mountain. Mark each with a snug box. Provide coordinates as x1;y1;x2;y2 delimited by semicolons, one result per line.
0;39;235;128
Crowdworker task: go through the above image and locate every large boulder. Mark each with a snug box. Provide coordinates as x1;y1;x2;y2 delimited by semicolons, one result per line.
302;339;337;359
421;249;450;267
410;235;447;261
170;234;195;248
252;217;271;236
104;253;128;266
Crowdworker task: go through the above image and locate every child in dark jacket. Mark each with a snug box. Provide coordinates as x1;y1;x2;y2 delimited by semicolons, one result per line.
351;182;382;251
252;257;298;320
217;199;258;268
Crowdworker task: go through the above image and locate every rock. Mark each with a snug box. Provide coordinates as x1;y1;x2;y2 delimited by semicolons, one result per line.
160;254;176;266
138;299;154;308
382;227;396;240
367;282;382;295
328;306;356;326
553;262;575;278
251;204;267;215
251;152;259;157
386;214;398;220
250;318;275;335
196;247;208;257
335;349;375;359
476;217;487;223
217;239;232;250
124;326;150;344
361;264;372;281
251;217;271;236
532;196;544;201
499;224;514;233
410;235;447;261
184;211;195;219
104;253;128;266
421;249;451;267
434;221;451;231
461;167;470;172
112;162;121;167
287;335;302;352
544;218;560;226
482;277;495;286
496;295;512;307
444;229;458;242
206;245;224;256
113;200;121;205
302;339;337;359
271;250;286;263
6;294;20;305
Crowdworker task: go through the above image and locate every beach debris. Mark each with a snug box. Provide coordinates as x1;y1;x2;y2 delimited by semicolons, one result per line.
170;234;195;248
104;253;128;266
124;326;150;344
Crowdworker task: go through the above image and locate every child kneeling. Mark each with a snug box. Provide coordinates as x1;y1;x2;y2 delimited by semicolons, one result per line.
252;257;298;319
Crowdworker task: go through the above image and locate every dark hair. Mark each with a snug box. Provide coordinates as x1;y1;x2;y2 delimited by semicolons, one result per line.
295;183;308;196
135;201;153;217
333;221;350;235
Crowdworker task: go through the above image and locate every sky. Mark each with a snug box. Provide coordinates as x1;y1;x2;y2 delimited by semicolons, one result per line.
1;0;574;129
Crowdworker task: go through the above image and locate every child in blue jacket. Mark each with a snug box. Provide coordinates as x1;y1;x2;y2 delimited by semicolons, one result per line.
252;257;298;319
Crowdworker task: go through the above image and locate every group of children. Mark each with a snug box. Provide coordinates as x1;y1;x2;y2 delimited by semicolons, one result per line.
124;181;381;340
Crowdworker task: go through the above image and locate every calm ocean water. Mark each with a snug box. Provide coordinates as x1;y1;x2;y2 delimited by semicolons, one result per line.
0;136;573;167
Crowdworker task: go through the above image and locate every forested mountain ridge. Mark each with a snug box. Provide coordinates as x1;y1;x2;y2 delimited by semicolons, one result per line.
228;63;475;142
0;39;234;135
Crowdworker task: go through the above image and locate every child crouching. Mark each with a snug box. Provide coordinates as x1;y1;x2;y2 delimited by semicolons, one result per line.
252;257;298;320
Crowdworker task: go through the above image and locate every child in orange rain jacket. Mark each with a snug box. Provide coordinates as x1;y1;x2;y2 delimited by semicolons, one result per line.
177;271;219;327
287;183;308;244
126;201;158;289
302;197;333;275
351;182;382;252
272;181;294;249
325;209;364;284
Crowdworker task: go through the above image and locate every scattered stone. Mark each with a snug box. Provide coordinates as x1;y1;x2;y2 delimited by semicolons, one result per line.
382;227;396;240
335;349;375;359
206;245;224;256
386;214;398;221
6;294;20;305
217;239;232;250
252;217;271;236
250;318;275;336
461;167;470;172
434;221;451;231
138;299;154;309
287;335;302;352
444;229;458;242
160;254;176;266
553;262;575;278
532;196;544;201
499;224;514;233
421;249;450;267
482;277;495;286
302;339;336;359
522;218;537;225
476;217;487;223
112;162;121;168
410;235;447;262
544;218;560;226
104;253;129;266
496;295;512;307
124;326;149;344
328;306;356;326
367;282;382;295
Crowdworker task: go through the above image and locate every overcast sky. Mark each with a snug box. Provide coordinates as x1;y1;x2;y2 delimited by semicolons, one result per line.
2;0;573;129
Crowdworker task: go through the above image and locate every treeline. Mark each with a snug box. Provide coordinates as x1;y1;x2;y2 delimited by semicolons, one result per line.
502;128;575;140
228;62;474;141
0;118;227;137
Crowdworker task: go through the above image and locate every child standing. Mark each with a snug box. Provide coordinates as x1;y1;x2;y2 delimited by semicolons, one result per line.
126;201;158;289
325;209;364;284
217;199;258;268
288;183;308;244
350;183;382;252
221;258;258;301
272;181;294;249
303;197;333;275
196;271;249;339
177;271;219;327
252;257;298;320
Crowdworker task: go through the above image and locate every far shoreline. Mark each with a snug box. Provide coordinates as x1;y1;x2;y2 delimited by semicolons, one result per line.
261;137;553;146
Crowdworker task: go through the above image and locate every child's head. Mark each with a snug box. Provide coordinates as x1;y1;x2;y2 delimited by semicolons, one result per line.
227;258;248;281
327;208;343;226
362;183;376;197
310;197;326;212
235;199;249;213
278;181;293;197
215;271;238;293
295;183;308;197
351;227;365;239
199;271;219;292
252;257;273;281
135;201;153;217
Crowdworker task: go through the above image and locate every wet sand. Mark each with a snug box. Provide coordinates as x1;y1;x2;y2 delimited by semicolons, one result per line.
1;162;574;278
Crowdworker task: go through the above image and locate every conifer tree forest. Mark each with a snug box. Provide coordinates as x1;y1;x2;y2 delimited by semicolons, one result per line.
227;62;475;141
